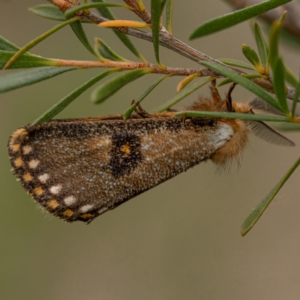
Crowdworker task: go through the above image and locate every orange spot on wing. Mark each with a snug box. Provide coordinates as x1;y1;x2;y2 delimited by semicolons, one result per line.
120;143;131;156
63;209;74;217
48;200;59;209
23;173;33;182
14;157;24;168
81;213;93;219
11;144;21;153
34;187;44;196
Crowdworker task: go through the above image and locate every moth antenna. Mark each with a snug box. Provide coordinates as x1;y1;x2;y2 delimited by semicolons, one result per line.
250;98;300;117
210;79;222;103
250;98;284;116
247;110;295;147
225;83;237;112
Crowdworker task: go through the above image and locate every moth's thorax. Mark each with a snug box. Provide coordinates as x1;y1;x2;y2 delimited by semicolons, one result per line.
186;98;251;166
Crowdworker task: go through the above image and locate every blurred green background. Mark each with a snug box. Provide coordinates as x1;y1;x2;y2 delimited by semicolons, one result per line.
1;1;300;299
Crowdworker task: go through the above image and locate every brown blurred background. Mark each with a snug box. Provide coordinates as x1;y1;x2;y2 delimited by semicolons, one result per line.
1;1;300;299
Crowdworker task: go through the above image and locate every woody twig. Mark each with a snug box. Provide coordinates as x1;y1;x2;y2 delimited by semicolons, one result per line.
46;0;296;100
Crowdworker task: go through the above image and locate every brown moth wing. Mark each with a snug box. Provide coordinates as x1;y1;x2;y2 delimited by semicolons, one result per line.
8;115;233;223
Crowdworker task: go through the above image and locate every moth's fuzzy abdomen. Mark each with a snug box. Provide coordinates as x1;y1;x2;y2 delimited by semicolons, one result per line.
211;118;250;166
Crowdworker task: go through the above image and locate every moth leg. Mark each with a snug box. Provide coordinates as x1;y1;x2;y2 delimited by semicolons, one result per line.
131;100;152;118
225;82;237;112
210;79;222;103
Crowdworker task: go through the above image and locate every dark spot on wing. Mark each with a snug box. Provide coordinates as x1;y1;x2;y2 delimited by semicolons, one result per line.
108;132;142;178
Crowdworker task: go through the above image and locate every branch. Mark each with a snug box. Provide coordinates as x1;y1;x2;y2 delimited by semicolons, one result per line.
52;58;216;76
46;0;296;100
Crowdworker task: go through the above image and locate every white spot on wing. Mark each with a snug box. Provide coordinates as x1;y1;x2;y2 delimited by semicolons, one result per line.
64;196;77;206
23;145;33;155
29;159;40;169
49;185;62;195
80;204;94;213
38;173;50;183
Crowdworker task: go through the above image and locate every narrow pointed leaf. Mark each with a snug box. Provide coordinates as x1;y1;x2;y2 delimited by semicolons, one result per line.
0;36;20;51
284;65;298;89
254;22;268;67
29;4;66;21
268;15;285;69
136;0;146;11
190;0;292;39
177;73;201;92
99;20;150;28
218;58;255;70
0;67;76;93
242;44;264;73
32;68;122;125
95;38;128;62
175;111;289;122
64;3;131;19
92;68;154;103
69;20;97;57
166;0;174;35
217;74;266;87
201;61;282;111
292;79;300;117
0;51;56;69
160;0;167;16
156;77;213;112
91;0;146;62
273;57;289;115
124;74;170;119
151;0;163;66
241;156;300;236
4;17;81;69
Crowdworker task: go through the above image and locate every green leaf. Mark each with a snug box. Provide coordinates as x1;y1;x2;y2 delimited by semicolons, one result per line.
218;58;255;70
0;36;20;51
91;0;146;62
136;0;146;11
123;74;171;119
254;22;268;67
156;77;212;112
175;111;289;122
242;44;263;72
95;38;128;62
241;156;300;236
3;17;82;69
0;51;55;69
92;68;154;103
275;123;300;131
151;0;163;66
292;77;300;117
160;0;167;16
32;68;122;125
29;4;66;21
268;14;285;69
284;65;299;89
201;61;282;111
217;74;265;87
64;3;131;19
69;20;97;57
0;67;76;93
189;0;292;39
166;0;174;35
273;57;289;115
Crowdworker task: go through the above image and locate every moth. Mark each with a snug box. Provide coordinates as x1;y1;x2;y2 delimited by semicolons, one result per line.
8;83;294;223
